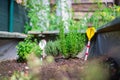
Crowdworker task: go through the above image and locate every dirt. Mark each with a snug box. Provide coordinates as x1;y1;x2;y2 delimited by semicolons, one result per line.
0;57;84;80
0;57;119;80
0;60;28;79
40;58;84;80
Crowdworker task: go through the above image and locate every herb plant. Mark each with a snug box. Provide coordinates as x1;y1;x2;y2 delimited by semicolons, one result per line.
45;40;61;57
59;21;68;57
16;35;42;62
59;20;86;58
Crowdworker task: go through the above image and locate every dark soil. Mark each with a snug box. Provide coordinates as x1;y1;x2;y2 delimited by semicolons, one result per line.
40;58;84;80
0;57;119;80
0;60;28;79
0;58;84;80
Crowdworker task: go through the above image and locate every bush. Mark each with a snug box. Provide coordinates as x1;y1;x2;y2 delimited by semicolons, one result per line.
16;35;42;62
65;33;86;58
59;20;86;58
45;40;61;57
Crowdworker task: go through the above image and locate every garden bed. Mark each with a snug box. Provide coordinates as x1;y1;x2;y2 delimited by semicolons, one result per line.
0;56;119;80
0;60;28;79
0;57;84;80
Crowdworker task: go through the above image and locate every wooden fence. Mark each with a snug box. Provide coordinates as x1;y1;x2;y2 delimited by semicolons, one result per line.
50;0;115;19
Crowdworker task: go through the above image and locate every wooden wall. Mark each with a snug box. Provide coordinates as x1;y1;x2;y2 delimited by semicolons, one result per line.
50;0;115;19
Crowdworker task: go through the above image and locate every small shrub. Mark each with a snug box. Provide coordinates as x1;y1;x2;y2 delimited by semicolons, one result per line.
59;20;86;58
16;35;42;62
65;33;86;58
33;44;42;57
59;21;68;57
45;40;61;57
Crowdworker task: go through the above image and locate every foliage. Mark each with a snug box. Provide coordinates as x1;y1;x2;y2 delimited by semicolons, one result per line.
87;5;120;29
84;59;109;80
72;5;120;31
23;0;120;33
59;20;86;58
24;23;32;34
23;0;86;58
24;0;50;31
66;27;85;57
45;40;61;57
24;0;63;32
33;43;42;57
16;35;42;62
48;13;61;31
11;71;31;80
22;1;120;58
58;21;67;57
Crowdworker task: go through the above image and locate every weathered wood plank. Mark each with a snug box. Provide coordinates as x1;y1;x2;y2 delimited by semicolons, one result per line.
28;31;59;35
73;12;93;19
28;30;85;35
0;31;27;38
72;0;114;3
50;0;56;4
50;0;114;4
72;3;113;12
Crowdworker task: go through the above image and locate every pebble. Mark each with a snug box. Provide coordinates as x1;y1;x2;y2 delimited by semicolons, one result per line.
8;71;12;73
25;66;29;70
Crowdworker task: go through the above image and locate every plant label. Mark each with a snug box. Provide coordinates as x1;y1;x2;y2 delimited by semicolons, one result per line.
39;39;47;50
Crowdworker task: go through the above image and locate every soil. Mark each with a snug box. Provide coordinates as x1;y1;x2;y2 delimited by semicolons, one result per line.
0;60;28;79
0;57;84;80
40;58;84;80
0;57;119;80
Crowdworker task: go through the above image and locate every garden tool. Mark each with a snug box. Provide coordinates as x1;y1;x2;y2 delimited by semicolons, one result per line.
84;27;96;61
